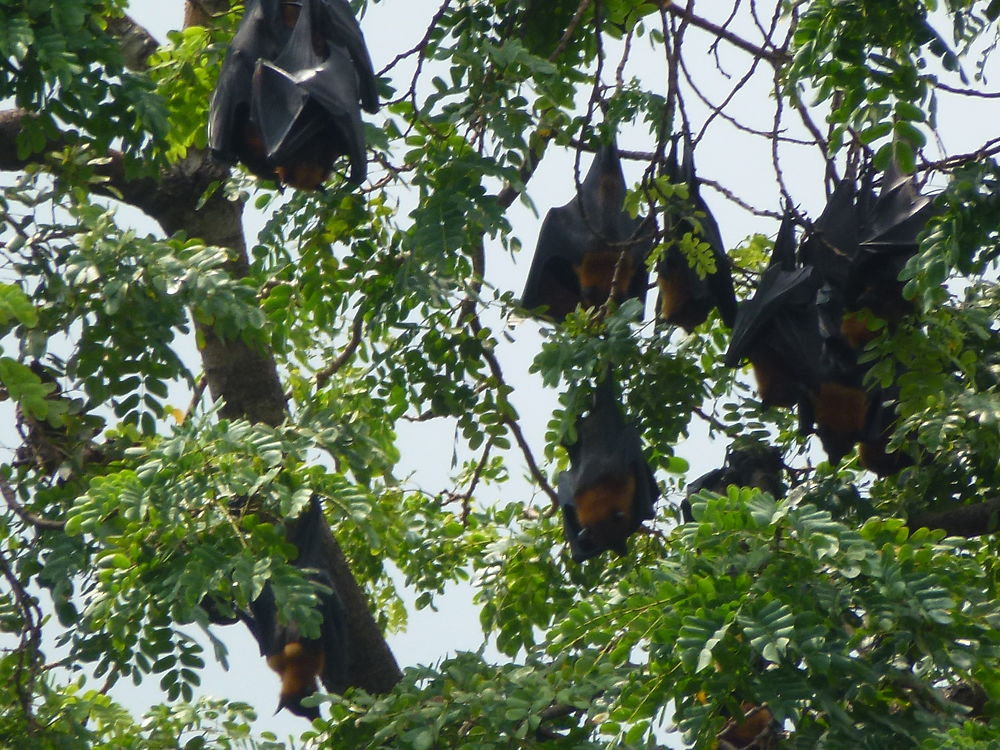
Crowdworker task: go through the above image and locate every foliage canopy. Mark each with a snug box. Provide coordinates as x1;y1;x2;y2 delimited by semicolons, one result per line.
0;1;998;748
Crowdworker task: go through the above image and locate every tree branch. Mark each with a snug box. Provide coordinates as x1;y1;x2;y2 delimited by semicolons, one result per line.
104;14;159;71
0;477;65;531
908;498;1000;539
653;1;790;65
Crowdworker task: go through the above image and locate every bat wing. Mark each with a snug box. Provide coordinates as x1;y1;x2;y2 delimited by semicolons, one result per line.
692;190;737;327
769;213;798;270
248;0;368;185
626;424;659;523
658;138;736;329
577;145;628;236
208;0;289;169
561;380;657;561
520;204;587;319
288;498;349;685
799;178;859;288
861;171;934;247
292;46;368;183
725;265;816;366
315;0;380;114
557;470;587;560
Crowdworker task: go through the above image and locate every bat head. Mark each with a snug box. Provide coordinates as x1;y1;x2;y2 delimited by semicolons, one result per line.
269;640;324;720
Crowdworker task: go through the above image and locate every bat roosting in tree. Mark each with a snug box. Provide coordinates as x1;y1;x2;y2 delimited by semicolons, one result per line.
842;167;935;348
725;214;822;408
656;137;737;331
244;496;348;719
682;442;785;522
558;379;659;561
208;0;379;188
520;143;654;322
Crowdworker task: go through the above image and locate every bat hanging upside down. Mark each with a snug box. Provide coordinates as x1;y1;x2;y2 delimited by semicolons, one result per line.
520;142;654;322
558;379;659;561
207;0;379;189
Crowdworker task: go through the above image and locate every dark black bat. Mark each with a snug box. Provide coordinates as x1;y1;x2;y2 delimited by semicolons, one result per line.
208;0;378;188
520;144;654;322
558;379;658;561
656;137;737;331
244;495;348;719
682;443;785;522
842;168;935;347
725;215;822;408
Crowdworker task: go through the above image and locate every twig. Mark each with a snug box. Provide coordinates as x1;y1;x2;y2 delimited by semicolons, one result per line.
933;80;1000;98
314;310;366;391
466;318;558;507
460;439;494;526
0;476;65;530
654;1;790;65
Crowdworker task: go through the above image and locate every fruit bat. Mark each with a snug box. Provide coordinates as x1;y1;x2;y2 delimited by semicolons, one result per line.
724;215;822;408
558;379;659;561
208;0;379;188
719;703;779;749
858;386;912;476
842;168;935;347
244;496;348;719
798;282;870;464
520;144;654;322
682;443;785;522
656;138;737;331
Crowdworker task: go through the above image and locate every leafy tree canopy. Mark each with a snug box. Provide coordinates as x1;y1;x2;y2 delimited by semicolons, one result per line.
0;1;998;748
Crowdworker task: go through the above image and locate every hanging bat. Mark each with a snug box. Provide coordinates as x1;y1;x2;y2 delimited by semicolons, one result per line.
520;143;654;322
558;379;659;561
858;386;912;476
795;281;870;464
656;137;737;331
208;0;378;188
724;215;822;408
245;495;348;719
682;443;785;522
842;168;935;347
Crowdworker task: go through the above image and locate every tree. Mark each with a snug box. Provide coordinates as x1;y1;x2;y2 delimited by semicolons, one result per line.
0;0;998;748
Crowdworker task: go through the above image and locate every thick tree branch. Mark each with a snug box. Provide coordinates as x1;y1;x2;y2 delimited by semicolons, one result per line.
0;106;402;695
105;14;159;71
908;498;1000;539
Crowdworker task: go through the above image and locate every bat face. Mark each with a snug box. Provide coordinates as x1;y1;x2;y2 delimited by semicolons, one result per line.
268;640;324;720
558;381;658;561
656;138;737;331
208;0;378;188
521;144;653;321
